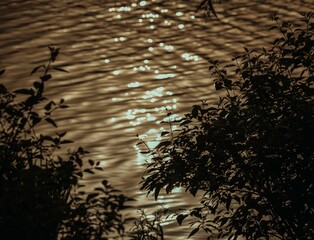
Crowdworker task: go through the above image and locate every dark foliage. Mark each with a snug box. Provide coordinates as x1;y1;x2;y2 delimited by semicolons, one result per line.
0;46;133;240
140;13;314;239
129;209;165;240
196;0;219;19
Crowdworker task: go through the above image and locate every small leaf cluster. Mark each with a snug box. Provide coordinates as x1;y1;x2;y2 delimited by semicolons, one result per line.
0;47;133;240
129;208;166;240
140;13;314;240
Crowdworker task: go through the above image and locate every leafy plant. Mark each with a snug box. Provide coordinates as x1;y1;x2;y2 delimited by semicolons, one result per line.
0;46;133;240
129;209;165;240
196;0;219;19
140;13;314;240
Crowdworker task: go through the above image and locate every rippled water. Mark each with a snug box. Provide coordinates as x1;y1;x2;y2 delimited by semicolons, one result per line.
0;0;312;238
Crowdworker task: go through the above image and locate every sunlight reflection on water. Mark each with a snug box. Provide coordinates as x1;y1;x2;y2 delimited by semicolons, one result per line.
0;0;312;238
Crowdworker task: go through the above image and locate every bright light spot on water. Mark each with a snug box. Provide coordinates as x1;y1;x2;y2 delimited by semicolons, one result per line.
112;97;122;102
115;14;121;19
176;12;183;16
110;117;116;122
154;70;159;74
161;9;168;13
159;114;182;123
154;73;176;79
131;3;137;7
171;65;177;69
109;7;132;12
119;37;126;41
181;53;200;61
191;15;195;19
173;99;177;103
138;134;147;139
147;113;156;121
129;121;140;126
150;98;157;103
172;187;182;193
147;141;158;148
112;70;121;75
178;24;185;29
148;47;154;51
118;7;131;11
104;59;110;63
143;87;164;99
128;82;140;88
150;18;154;22
159;42;164;47
150;25;155;30
144;59;149;64
164;45;174;51
140;1;146;6
138;18;143;23
114;38;119;42
126;110;136;120
142;13;159;18
148;129;158;134
147;38;153;43
166;91;173;95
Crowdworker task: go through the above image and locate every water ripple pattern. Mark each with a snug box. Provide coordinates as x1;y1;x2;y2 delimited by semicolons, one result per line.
0;0;312;238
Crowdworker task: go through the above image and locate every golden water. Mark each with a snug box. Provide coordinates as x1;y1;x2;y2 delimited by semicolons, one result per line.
0;0;312;238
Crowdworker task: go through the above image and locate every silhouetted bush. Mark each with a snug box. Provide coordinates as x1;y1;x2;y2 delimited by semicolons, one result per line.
0;46;133;240
140;13;314;239
129;209;165;240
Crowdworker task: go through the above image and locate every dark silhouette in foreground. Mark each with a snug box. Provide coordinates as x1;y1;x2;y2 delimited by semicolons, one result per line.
0;47;133;240
140;13;314;239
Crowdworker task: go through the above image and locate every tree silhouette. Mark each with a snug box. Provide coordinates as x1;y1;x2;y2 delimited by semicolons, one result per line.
0;47;133;240
140;13;314;239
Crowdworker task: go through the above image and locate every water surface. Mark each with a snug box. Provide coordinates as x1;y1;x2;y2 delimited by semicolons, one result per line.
0;0;312;238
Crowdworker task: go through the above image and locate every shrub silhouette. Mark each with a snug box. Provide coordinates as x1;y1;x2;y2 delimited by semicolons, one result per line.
140;13;314;239
0;46;133;240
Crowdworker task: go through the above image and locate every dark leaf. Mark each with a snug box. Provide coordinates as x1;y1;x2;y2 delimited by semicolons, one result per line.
84;169;94;174
45;117;57;127
30;65;44;75
176;214;188;226
14;88;34;95
154;186;161;200
188;228;199;239
41;74;52;82
52;67;68;73
161;131;170;136
86;193;99;202
0;84;7;93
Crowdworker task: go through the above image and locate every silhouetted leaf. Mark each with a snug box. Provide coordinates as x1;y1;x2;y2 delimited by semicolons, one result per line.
0;84;7;93
14;88;34;95
30;65;44;75
86;193;99;202
52;67;68;73
154;186;161;200
41;74;52;82
188;227;199;239
176;214;188;226
45;117;57;127
84;169;94;174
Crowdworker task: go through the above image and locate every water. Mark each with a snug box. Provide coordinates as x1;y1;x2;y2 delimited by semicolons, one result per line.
0;0;312;238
